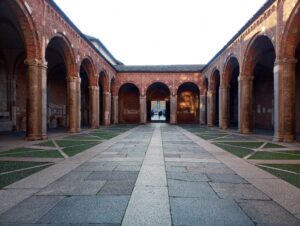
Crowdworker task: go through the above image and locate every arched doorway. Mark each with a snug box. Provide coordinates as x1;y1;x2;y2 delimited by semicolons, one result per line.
0;1;27;132
46;37;69;130
177;82;200;124
223;57;239;129
252;36;275;132
118;83;140;123
146;82;170;122
80;59;91;128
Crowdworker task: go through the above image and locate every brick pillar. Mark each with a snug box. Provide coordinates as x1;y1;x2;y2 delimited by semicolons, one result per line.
207;90;216;127
170;95;177;124
89;86;99;128
103;92;111;126
67;76;79;133
239;74;253;134
199;94;206;125
25;59;47;140
140;95;147;124
112;96;119;124
274;58;297;142
219;85;230;129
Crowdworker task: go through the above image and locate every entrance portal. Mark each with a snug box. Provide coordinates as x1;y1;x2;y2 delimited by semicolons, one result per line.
151;101;166;121
146;82;170;122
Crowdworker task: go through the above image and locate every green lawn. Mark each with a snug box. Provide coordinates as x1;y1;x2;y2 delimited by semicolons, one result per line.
0;161;51;188
38;140;55;147
213;143;253;158
63;142;100;156
263;142;285;149
215;141;264;149
250;151;300;160
259;164;300;188
0;148;63;158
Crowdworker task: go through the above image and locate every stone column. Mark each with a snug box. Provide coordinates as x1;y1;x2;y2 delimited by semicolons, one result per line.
170;95;177;124
112;96;119;124
103;91;111;126
274;58;297;142
140;95;147;124
239;74;253;134
207;90;216;127
199;94;206;125
219;84;230;129
89;86;99;129
67;76;79;133
25;59;47;140
76;77;81;132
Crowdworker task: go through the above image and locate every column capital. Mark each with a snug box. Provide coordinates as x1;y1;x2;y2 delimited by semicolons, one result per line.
88;86;99;91
275;57;297;65
24;58;47;68
238;75;254;81
103;91;111;95
66;76;80;83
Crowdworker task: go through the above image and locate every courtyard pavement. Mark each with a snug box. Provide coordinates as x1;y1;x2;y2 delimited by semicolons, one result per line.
0;124;300;225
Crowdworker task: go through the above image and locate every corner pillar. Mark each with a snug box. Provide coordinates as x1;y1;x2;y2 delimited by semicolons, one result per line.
207;90;216;127
140;95;147;124
199;94;206;125
103;92;111;126
25;59;47;140
170;95;177;124
89;86;99;129
274;58;297;142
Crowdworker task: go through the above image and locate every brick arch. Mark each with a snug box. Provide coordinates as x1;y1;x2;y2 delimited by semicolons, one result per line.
222;55;240;85
98;70;110;92
146;81;172;95
114;81;141;97
80;57;97;86
176;81;200;95
47;34;77;78
242;33;275;75
209;68;220;91
6;0;40;60
280;0;300;58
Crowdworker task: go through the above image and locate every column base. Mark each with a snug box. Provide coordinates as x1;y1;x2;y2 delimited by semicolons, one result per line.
26;134;47;141
273;134;295;143
67;128;77;133
239;128;252;134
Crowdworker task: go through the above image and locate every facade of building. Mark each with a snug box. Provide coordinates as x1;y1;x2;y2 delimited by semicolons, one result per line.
0;0;299;142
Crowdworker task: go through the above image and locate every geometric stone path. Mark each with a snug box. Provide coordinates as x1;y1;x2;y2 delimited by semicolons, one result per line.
0;124;299;225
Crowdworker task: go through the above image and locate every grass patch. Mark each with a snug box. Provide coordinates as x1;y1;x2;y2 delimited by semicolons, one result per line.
0;148;63;158
215;141;263;149
259;165;300;188
0;161;50;173
0;164;50;188
213;143;253;158
250;151;300;160
90;132;119;139
63;143;99;157
38;140;55;147
263;143;285;149
56;140;97;148
261;164;300;173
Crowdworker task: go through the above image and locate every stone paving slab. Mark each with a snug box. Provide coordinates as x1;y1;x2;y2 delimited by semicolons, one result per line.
210;182;271;200
167;172;209;182
170;197;253;226
165;157;219;163
98;180;136;195
237;200;300;226
0;189;38;215
122;186;171;226
168;179;218;198
206;173;248;184
39;196;130;224
86;171;139;181
0;196;64;224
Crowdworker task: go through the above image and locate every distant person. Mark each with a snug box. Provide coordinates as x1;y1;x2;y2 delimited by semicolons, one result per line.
158;111;162;119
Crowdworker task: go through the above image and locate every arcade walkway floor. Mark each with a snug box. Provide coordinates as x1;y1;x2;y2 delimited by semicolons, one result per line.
0;124;300;225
